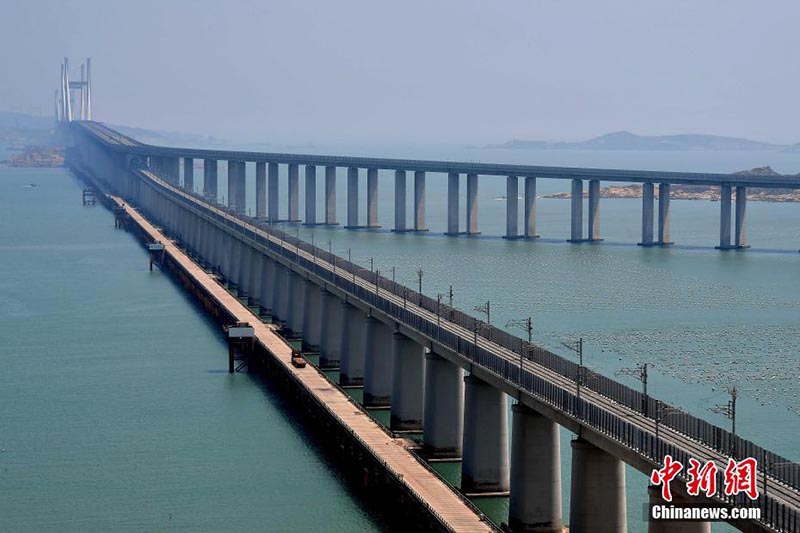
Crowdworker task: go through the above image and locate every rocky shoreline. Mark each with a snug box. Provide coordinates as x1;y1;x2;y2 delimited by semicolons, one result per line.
2;146;65;167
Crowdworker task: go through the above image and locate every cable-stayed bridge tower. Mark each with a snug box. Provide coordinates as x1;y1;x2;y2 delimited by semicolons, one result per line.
57;57;92;123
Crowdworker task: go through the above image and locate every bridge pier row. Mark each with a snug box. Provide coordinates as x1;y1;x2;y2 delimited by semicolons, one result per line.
446;172;460;235
505;176;519;238
390;333;425;430
339;303;366;385
414;171;427;231
508;404;563;532
259;258;275;315
325;166;337;225
647;485;710;533
203;159;218;200
716;185;733;249
423;352;464;457
568;179;584;242
268;162;279;222
466;173;479;234
183;157;194;192
318;290;342;368
569;438;627;532
657;183;673;245
304;165;317;224
393;170;407;231
524;177;539;238
461;375;510;494
367;168;380;228
288;164;300;222
588;179;602;242
639;182;655;246
301;283;322;351
255;162;267;218
363;317;394;407
735;186;748;249
346;167;359;228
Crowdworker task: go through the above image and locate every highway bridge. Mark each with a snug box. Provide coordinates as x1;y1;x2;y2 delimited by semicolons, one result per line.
67;120;799;532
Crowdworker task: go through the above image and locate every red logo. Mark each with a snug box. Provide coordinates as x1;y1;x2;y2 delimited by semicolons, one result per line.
723;458;759;500
651;455;684;502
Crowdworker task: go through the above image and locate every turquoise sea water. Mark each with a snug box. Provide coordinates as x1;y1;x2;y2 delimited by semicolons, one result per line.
3;140;799;532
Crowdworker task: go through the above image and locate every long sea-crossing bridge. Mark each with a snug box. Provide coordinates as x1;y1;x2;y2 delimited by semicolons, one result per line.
66;118;799;533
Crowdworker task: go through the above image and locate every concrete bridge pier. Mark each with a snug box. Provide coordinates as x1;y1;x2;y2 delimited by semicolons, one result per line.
639;181;655;246
505;176;519;238
390;333;425;430
268;162;279;222
568;179;584;242
286;271;305;336
346;167;359;228
466;173;479;234
319;290;342;368
657;183;673;245
228;161;246;215
735;186;748;249
183;157;194;192
255;162;266;218
570;438;627;532
304;165;317;224
461;375;510;494
446;172;460;235
717;185;733;249
367;168;380;228
259;258;275;316
393;170;407;232
288;164;300;222
325;166;337;225
248;248;263;307
271;263;287;325
414;171;427;231
508;404;563;532
423;352;464;457
363;316;394;407
524;177;539;238
588;179;602;242
226;238;241;291
647;485;710;533
339;303;366;385
301;283;322;351
164;157;180;185
203;159;218;200
237;239;252;297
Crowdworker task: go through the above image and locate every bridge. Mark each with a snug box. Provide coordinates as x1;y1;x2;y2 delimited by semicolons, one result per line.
64;118;800;532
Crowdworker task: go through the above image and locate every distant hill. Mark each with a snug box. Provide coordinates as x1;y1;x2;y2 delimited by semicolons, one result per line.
487;131;792;152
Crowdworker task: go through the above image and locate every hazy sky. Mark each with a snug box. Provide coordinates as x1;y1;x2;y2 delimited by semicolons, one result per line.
2;1;799;144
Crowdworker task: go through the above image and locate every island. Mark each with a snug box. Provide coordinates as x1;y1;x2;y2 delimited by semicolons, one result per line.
2;145;65;167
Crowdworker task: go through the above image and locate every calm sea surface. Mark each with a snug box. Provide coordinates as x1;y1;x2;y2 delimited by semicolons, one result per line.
2;140;799;532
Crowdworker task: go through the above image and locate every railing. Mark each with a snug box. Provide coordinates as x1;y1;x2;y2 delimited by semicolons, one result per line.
132;165;798;532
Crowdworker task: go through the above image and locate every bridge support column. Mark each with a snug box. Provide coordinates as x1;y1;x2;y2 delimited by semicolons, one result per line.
505;176;519;238
367;168;380;228
301;283;322;351
509;404;563;532
658;183;673;245
363;317;393;407
446;172;460;235
238;241;252;297
393;170;407;231
325;166;337;225
735;186;748;249
423;352;464;457
286;271;304;336
268;162;279;222
255;162;266;218
648;485;710;533
248;248;263;307
568;179;584;242
288;163;300;221
414;171;427;231
462;375;509;494
304;165;317;224
183;157;194;191
524;177;539;238
717;185;733;249
339;303;366;385
319;290;342;368
346;167;359;228
588;179;602;242
271;263;288;325
228;161;246;214
570;438;627;531
639;182;655;246
165;157;180;185
203;159;218;200
466;173;479;234
259;258;275;315
390;333;425;430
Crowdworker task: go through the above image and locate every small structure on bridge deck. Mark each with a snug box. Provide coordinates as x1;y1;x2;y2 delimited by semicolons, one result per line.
226;321;255;373
82;188;96;206
147;241;165;271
